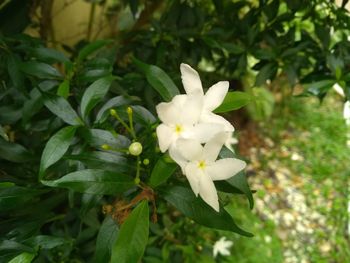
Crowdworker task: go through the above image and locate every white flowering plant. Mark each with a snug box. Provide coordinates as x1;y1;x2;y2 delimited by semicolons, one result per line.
0;37;254;262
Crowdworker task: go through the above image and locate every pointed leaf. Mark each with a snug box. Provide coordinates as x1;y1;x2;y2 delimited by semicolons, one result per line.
93;215;119;262
43;92;83;125
80;76;114;119
160;185;252;236
111;201;149;263
39;126;77;178
41;169;134;194
78;40;112;61
8;252;35;263
20;62;62;79
214;91;253;113
0;139;33;163
149;158;177;188
133;58;179;101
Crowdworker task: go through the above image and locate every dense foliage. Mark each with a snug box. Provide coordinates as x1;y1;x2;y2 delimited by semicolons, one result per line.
0;0;350;262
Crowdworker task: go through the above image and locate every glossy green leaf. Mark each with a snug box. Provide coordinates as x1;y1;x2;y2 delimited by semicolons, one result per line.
24;235;70;250
43;92;83;125
78;40;112;61
214;91;253;113
41;169;134;194
39;126;77;178
95;96;131;123
20;62;62;79
8;252;35;263
93;215;119;263
149;158;177;188
133;58;179;101
0;139;33;163
227;172;254;209
57;79;70;99
0;186;45;210
80;128;130;149
160;185;252;236
30;47;69;63
111;201;149;263
67;151;129;172
80;76;114;119
7;54;24;91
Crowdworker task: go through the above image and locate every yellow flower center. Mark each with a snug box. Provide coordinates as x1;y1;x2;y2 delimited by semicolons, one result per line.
175;124;183;134
197;160;206;170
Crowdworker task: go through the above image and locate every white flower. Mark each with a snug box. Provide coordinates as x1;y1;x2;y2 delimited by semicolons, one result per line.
176;133;246;211
156;94;224;169
213;236;233;258
180;64;236;150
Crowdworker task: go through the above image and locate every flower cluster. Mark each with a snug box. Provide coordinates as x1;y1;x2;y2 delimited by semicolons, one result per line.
156;64;246;211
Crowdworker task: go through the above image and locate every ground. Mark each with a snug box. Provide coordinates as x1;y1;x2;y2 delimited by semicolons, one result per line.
222;92;350;263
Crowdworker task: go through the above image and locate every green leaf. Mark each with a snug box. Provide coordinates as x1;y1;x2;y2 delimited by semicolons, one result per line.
93;215;119;263
149;158;177;188
20;62;62;79
95;96;131;123
67;151;129;172
227;172;254;209
80;128;130;149
255;63;278;86
8;252;35;263
7;54;24;91
39;126;77;178
30;47;69;63
80;76;114;120
78;40;112;61
214;91;253;113
111;201;149;263
0;186;45;210
57;79;70;99
0;139;33;163
41;169;134;194
24;235;70;250
133;58;179;101
43;92;83;125
160;185;252;236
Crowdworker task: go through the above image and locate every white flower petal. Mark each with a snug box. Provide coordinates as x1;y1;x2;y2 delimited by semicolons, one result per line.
192;123;225;143
184;162;201;196
180;95;203;125
204;81;229;111
206;158;246;181
176;139;203;161
156;124;174;152
203;132;228;163
199;172;219;212
200;112;234;132
156;95;186;124
180;63;204;95
169;145;187;172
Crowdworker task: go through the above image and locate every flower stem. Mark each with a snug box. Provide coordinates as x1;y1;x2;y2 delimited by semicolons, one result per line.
110;109;136;139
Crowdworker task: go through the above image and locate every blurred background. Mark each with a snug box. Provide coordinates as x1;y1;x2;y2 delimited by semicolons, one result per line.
1;0;350;262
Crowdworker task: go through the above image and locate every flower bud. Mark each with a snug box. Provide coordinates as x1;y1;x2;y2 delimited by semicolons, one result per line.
109;108;117;116
127;106;133;115
101;144;110;150
134;177;140;185
143;159;150;165
128;142;143;156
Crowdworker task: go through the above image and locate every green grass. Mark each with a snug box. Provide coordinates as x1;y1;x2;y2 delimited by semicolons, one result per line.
221;93;350;262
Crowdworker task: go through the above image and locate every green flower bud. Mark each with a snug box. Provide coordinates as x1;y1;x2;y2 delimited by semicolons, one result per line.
109;108;117;116
101;144;110;150
143;159;150;165
127;106;133;115
134;177;140;185
128;142;143;156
